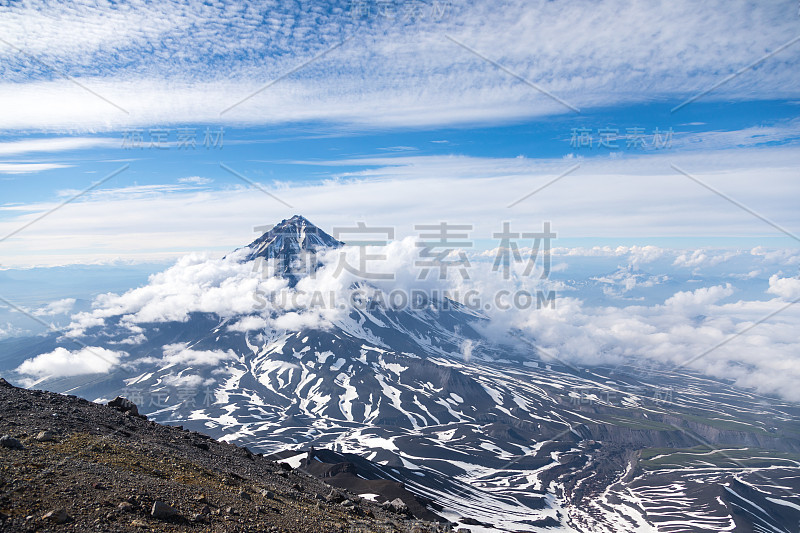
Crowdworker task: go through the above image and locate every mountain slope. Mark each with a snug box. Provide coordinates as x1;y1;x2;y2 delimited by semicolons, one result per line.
3;216;800;532
0;378;443;533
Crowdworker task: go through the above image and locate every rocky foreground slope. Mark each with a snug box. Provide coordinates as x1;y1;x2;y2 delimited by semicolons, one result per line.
0;378;451;533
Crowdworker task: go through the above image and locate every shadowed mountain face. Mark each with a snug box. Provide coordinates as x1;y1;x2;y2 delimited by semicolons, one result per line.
2;216;800;532
236;215;344;285
245;215;344;259
269;447;449;523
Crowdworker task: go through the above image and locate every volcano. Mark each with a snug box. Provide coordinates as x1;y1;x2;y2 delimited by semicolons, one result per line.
2;216;800;532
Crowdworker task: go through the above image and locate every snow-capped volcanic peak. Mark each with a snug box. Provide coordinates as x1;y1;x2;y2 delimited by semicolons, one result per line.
242;215;343;262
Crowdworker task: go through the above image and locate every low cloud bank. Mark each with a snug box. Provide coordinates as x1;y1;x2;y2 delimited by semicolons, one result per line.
13;243;800;400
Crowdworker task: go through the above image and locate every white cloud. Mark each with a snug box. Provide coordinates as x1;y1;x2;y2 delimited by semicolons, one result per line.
227;315;268;332
502;291;800;400
177;176;212;185
0;322;24;340
664;284;734;314
0;163;72;174
160;373;215;388
15;346;125;382
0;146;798;267
272;311;335;331
33;298;76;316
65;252;290;335
750;247;800;266
50;234;800;400
0;137;117;156
160;343;238;366
767;274;800;300
461;339;474;363
673;250;740;269
0;1;798;130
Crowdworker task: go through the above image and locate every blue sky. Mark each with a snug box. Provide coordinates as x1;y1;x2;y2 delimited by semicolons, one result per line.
1;0;799;267
1;0;800;399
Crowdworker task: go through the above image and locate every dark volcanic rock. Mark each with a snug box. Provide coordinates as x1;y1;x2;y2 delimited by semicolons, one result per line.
151;501;178;519
42;509;71;524
386;497;408;513
35;430;57;442
107;396;139;416
0;434;23;450
461;517;492;527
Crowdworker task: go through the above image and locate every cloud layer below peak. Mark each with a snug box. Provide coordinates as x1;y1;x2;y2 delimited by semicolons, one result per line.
18;238;795;401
